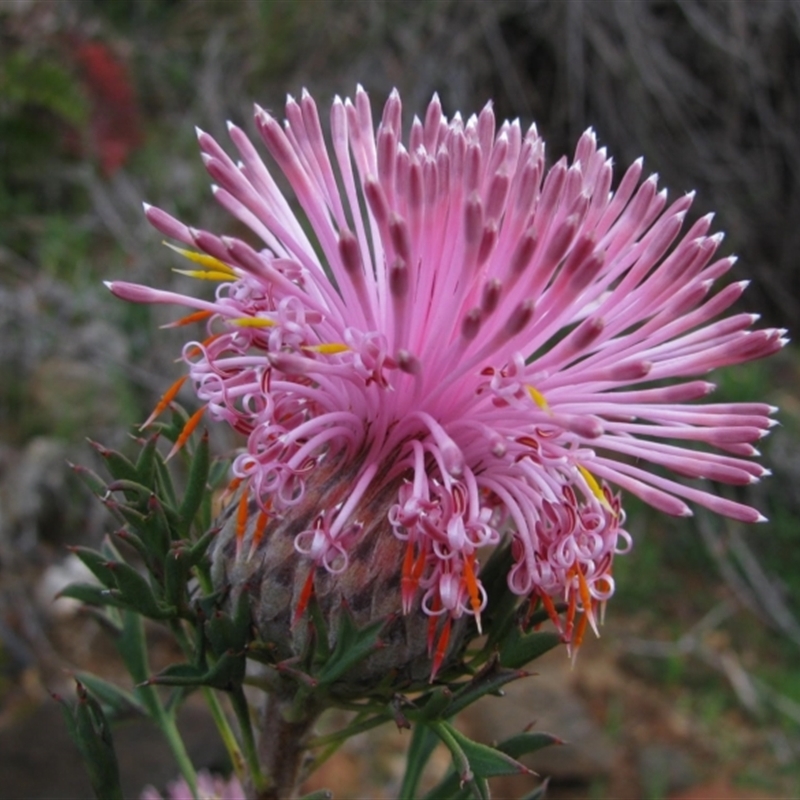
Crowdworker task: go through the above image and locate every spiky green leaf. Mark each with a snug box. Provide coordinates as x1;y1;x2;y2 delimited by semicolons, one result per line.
498;630;561;670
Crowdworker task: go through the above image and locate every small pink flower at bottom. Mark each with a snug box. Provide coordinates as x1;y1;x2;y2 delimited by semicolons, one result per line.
141;770;245;800
109;87;783;669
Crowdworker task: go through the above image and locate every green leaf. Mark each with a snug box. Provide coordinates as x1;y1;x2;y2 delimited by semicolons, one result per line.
498;732;563;759
525;603;566;631
57;582;124;609
58;681;124;800
99;536;125;563
206;609;240;656
231;590;252;642
111;527;151;564
104;498;148;531
151;650;245;692
439;722;533;779
116;610;162;718
89;441;140;486
498;630;561;670
75;672;146;721
178;430;210;537
106;561;169;619
162;405;192;445
141;493;174;560
69;546;117;588
471;777;491;800
209;459;231;489
55;689;78;742
477;542;514;602
205;592;251;656
187;525;218;565
447;659;528;718
423;772;492;800
415;687;453;722
105;478;153;503
399;722;439;800
308;595;331;671
135;432;160;488
163;544;192;613
480;589;520;657
149;662;207;685
427;721;495;800
69;462;108;497
153;448;178;507
420;769;464;800
429;720;473;784
315;605;385;686
298;791;333;800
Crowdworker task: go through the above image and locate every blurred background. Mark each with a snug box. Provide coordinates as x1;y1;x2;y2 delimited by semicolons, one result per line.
1;0;799;797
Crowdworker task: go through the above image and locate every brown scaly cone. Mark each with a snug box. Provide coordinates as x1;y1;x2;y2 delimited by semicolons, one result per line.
210;451;470;697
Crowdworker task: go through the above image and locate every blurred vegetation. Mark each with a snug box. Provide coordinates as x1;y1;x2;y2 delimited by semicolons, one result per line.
1;0;799;794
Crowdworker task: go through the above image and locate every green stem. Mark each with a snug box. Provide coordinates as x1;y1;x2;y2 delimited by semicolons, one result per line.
307;711;391;748
154;704;200;799
203;687;247;780
168;618;248;784
230;688;269;794
398;723;439;800
121;612;199;800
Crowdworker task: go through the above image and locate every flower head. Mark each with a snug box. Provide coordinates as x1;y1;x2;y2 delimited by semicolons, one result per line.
109;87;783;665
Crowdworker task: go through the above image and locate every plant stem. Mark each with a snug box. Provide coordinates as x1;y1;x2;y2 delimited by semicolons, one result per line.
230;688;268;794
203;686;247;780
155;705;200;799
168;618;248;783
251;691;318;800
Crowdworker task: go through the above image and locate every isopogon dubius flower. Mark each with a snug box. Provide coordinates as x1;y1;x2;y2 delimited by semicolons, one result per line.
108;87;784;669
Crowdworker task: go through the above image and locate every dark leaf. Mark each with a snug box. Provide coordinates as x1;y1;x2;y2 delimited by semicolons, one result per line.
498;732;563;759
75;672;146;720
178;430;210;537
134;432;160;488
69;462;108;497
58;681;123;800
315;605;385;686
68;546;117;588
57;582;124;609
447;659;528;718
498;630;561;670
106;561;169;619
415;687;453;722
441;722;533;779
89;440;139;483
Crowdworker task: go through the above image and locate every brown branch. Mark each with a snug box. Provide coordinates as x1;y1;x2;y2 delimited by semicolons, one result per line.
253;692;318;800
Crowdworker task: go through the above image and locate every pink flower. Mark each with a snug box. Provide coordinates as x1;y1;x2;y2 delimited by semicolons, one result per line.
140;770;245;800
109;87;783;658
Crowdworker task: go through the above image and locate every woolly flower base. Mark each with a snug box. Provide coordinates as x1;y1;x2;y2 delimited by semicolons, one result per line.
109;86;782;668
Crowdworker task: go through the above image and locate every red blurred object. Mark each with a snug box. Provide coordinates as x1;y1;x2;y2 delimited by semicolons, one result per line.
71;39;143;175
